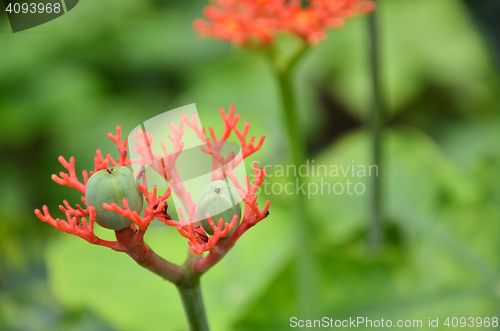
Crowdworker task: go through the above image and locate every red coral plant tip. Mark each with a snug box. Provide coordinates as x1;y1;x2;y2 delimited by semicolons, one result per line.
35;205;121;250
102;198;155;242
106;125;131;167
204;213;238;250
229;163;270;239
137;183;175;225
59;199;88;217
186;104;265;173
181;113;207;141
192;162;270;273
174;193;237;256
51;156;86;194
208;104;240;141
130;127;179;182
234;121;265;158
176;202;204;254
92;149;110;175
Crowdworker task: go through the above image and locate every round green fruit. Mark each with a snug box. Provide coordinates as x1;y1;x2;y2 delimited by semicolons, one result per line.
85;166;143;230
197;180;241;237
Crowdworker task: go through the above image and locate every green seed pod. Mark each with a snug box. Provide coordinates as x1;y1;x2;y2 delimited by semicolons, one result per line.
85;167;143;230
197;180;241;237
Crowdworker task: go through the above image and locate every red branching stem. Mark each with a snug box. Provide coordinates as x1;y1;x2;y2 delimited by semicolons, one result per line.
92;149;110;175
209;104;240;141
59;200;88;216
181;113;206;141
131;129;161;175
176;200;238;255
102;197;157;242
114;227;185;284
36;108;271;280
204;213;238;249
193;162;271;274
130;125;189;210
36;125;191;284
51;156;86;195
182;104;266;185
128;104;264;215
164;122;193;210
35;205;122;250
234;121;265;158
106;126;131;167
138;184;177;225
128;123;191;214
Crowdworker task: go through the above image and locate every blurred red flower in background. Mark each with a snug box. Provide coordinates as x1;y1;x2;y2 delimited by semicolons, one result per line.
194;0;376;45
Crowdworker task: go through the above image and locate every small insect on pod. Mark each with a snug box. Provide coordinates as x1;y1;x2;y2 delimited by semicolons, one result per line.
85;166;144;230
197;180;241;237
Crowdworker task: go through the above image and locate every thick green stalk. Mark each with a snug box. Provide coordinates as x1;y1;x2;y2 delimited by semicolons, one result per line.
116;229;209;330
272;45;315;317
177;280;209;331
175;248;210;331
368;5;384;251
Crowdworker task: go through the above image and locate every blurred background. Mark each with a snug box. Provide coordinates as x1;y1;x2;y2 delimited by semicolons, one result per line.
1;0;500;330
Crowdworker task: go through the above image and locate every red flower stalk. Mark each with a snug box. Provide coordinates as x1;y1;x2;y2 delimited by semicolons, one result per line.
35;104;270;282
194;0;376;46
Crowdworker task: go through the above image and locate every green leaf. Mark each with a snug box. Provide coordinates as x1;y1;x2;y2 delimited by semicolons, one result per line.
233;126;500;329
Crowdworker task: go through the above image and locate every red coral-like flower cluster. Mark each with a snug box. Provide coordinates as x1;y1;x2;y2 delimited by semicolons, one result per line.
35;105;270;278
194;0;375;45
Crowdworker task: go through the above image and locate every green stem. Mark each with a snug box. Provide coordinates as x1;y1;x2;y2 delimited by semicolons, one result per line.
175;248;210;331
177;280;209;331
277;70;306;165
272;44;316;316
368;5;384;251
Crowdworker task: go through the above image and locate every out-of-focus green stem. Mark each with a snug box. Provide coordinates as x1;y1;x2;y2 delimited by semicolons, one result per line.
276;70;306;168
368;5;384;251
270;44;316;316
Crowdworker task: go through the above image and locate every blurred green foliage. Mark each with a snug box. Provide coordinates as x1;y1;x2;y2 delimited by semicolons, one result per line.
1;0;500;330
